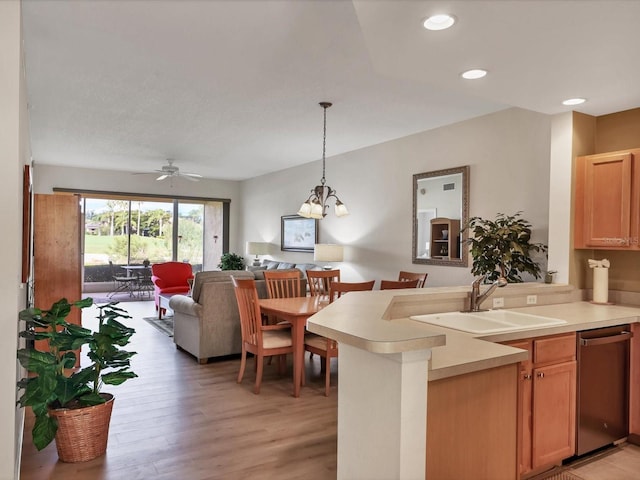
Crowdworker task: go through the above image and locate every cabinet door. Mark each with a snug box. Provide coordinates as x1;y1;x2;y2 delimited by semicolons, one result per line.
582;152;632;247
532;361;577;468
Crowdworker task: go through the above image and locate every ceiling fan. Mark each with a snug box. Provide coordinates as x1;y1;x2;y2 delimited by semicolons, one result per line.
142;159;203;182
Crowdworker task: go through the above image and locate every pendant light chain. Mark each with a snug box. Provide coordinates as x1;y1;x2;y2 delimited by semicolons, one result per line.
321;103;328;186
297;101;348;219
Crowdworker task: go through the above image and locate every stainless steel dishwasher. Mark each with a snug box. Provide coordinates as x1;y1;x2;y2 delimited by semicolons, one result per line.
576;325;633;456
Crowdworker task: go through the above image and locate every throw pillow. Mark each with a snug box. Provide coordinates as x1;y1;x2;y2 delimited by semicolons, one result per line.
276;262;295;270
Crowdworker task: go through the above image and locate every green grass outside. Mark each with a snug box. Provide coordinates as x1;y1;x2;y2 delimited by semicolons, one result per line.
84;234;172;265
84;235;116;253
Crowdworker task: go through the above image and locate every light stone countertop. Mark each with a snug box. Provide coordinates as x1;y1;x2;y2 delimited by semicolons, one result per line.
306;287;640;381
306;290;447;354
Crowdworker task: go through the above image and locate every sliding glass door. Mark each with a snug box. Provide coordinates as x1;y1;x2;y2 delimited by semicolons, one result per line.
83;197;211;289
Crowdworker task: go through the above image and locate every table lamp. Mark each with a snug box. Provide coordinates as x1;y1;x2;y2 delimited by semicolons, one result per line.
246;242;270;267
314;243;344;270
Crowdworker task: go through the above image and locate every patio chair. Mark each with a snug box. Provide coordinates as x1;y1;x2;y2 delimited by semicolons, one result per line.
107;261;135;298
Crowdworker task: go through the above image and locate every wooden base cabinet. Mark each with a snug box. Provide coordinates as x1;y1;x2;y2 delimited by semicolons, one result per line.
426;364;519;480
505;333;577;476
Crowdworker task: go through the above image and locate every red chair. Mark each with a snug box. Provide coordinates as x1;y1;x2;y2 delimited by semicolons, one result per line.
151;262;194;315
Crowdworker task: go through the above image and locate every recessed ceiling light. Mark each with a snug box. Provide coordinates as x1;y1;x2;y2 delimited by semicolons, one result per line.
423;14;456;31
461;69;487;80
562;98;586;106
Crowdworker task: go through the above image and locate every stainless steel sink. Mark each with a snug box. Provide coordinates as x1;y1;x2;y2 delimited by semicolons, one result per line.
409;310;566;334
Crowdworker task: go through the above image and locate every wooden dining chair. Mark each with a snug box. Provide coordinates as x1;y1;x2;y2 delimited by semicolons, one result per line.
263;270;303;299
231;276;294;394
329;280;376;302
262;270;303;365
380;278;420;290
305;280;375;396
398;271;428;288
307;269;340;300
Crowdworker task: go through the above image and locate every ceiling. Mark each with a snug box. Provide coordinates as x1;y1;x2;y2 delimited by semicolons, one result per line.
22;1;640;181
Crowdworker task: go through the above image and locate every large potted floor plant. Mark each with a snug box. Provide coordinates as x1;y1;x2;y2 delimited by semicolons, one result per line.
466;211;548;282
17;298;137;462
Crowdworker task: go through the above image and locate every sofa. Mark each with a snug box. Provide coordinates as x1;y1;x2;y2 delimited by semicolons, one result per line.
169;268;308;364
247;259;319;278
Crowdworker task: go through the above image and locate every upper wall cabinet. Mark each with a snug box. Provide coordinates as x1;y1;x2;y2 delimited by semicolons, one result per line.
575;149;640;249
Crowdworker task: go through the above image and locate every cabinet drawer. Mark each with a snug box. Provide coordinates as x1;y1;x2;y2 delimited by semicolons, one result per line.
534;333;576;365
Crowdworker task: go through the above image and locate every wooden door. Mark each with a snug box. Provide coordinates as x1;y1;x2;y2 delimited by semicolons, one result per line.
531;361;577;468
580;152;632;247
33;194;82;354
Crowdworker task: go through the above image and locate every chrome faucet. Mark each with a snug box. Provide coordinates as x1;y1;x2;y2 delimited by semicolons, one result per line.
467;275;508;312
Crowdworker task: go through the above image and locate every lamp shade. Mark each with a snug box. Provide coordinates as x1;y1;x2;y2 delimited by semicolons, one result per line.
246;242;270;255
314;244;344;262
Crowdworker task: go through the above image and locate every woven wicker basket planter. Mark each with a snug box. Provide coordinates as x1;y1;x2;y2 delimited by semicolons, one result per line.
48;393;114;463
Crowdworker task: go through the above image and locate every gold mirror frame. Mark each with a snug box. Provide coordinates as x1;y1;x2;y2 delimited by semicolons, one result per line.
412;165;469;267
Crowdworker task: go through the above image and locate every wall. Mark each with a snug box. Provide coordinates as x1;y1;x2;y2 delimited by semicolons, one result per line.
33;164;242;265
547;112;573;284
240;107;552;286
571;108;640;292
0;1;27;477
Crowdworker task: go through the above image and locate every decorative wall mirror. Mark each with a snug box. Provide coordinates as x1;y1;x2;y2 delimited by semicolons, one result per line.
412;165;469;267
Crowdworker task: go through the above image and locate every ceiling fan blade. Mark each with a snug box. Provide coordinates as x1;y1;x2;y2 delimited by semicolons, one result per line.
156;174;169;181
180;174;200;182
182;172;203;178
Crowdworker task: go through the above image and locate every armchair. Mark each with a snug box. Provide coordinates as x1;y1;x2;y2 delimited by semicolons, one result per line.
151;261;194;314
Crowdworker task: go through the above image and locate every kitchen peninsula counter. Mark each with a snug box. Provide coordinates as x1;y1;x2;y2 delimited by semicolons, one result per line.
307;284;640;479
307;285;640;381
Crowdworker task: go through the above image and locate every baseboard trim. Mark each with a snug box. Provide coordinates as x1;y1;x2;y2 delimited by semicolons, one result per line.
627;433;640;446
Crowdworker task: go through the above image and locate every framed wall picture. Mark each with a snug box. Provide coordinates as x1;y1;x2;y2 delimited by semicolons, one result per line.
281;215;318;252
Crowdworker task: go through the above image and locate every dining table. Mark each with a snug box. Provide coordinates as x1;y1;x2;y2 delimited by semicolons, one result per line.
258;296;329;398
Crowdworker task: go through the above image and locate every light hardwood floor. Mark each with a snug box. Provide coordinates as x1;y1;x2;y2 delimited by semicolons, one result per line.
19;300;640;479
20;300;338;480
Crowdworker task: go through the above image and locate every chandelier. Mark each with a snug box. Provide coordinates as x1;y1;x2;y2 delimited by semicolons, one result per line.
297;102;349;219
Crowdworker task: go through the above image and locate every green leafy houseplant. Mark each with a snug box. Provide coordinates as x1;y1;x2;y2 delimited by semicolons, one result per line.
466;212;548;283
218;252;245;270
17;298;137;451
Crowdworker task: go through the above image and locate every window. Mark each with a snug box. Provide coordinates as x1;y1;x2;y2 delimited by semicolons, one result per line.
81;194;225;289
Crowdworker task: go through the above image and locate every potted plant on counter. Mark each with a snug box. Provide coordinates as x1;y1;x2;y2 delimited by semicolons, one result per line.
17;298;137;462
466;211;548;282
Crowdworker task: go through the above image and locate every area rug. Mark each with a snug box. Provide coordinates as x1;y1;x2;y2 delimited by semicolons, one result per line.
142;315;174;337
